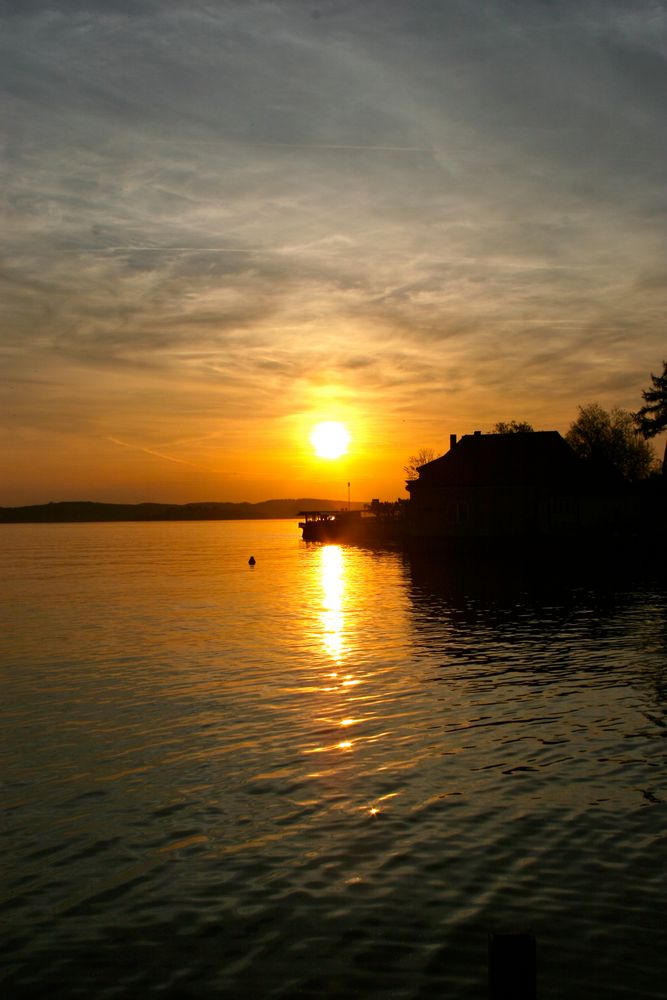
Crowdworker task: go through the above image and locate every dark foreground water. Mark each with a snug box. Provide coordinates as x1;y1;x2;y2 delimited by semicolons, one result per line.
1;521;666;998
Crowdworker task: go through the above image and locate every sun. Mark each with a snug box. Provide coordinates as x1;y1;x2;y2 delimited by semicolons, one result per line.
310;421;350;460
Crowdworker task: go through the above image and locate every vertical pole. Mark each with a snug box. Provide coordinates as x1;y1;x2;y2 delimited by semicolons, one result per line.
348;482;351;510
488;932;536;999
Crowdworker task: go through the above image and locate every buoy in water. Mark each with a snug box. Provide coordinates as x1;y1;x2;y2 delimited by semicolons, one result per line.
248;555;256;566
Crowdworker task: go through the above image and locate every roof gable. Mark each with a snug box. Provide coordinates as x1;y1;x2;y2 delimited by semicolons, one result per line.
413;432;583;487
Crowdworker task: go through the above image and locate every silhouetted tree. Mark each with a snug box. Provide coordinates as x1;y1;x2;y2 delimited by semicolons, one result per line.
404;447;438;480
634;361;667;438
566;403;655;480
492;420;534;433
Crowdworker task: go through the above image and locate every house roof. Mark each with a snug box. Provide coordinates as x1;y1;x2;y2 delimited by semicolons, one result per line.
410;431;588;488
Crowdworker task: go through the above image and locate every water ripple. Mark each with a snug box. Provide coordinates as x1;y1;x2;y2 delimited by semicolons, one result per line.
1;522;666;998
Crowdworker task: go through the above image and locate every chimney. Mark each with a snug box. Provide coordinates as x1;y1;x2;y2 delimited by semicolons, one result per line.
474;430;481;436
449;433;457;450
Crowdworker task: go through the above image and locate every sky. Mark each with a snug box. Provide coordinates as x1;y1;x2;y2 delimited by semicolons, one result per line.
2;0;666;505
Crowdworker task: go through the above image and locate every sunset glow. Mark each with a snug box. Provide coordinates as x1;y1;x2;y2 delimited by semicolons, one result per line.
2;2;665;506
310;422;351;460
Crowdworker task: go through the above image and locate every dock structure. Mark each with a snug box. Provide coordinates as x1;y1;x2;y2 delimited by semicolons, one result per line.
298;509;363;543
298;505;407;545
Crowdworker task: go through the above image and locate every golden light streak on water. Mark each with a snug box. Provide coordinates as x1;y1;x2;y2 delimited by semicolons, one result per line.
319;545;346;663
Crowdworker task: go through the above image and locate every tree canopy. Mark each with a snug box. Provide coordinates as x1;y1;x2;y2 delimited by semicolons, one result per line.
566;404;655;480
492;420;534;433
634;361;667;439
404;447;438;480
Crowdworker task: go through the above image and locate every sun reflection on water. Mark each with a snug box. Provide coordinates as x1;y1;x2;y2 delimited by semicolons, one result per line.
303;543;402;774
319;545;345;663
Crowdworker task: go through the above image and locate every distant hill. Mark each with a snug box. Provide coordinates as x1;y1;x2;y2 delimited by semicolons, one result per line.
0;498;367;523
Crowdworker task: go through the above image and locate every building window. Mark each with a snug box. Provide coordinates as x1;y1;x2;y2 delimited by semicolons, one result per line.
446;501;469;523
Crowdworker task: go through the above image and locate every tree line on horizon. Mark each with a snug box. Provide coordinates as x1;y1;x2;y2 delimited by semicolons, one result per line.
405;361;667;482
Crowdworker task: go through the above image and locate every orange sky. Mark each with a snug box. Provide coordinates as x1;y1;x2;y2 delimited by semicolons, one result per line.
2;2;666;506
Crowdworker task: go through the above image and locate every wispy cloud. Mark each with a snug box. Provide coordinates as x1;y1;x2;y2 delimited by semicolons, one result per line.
107;436;201;468
2;0;666;502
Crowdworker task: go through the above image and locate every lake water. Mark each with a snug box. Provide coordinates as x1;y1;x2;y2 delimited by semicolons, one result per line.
1;520;666;999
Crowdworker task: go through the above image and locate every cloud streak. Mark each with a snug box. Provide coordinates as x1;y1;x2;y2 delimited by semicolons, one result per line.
108;436;202;468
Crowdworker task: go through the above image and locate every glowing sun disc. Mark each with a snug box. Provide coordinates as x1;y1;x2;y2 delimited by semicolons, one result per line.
310;421;350;459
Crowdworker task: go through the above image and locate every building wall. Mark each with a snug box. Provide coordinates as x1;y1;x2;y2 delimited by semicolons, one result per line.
408;484;543;538
407;483;641;540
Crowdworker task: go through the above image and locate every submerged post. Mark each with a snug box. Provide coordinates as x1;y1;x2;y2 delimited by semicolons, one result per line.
488;931;536;999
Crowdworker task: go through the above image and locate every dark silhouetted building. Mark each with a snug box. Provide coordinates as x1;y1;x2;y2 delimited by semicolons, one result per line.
405;431;632;542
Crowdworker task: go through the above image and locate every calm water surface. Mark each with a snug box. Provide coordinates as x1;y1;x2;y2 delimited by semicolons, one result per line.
1;521;666;998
